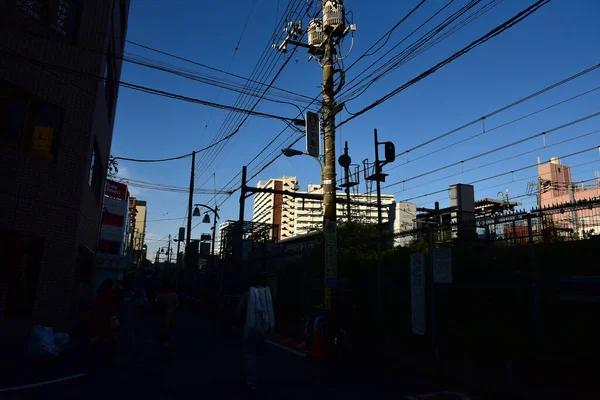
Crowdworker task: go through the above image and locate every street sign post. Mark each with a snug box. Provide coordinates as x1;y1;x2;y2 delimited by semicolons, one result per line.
306;111;320;157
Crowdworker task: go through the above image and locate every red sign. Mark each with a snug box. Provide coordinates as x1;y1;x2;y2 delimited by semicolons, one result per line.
105;179;127;200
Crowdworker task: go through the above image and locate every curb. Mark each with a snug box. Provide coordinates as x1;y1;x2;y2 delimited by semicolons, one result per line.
230;326;310;358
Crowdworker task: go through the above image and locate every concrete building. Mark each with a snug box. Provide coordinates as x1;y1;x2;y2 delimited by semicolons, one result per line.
128;197;147;262
217;220;236;256
0;1;130;346
538;158;600;237
96;179;130;293
389;202;417;247
253;176;299;240
293;184;395;236
251;177;395;238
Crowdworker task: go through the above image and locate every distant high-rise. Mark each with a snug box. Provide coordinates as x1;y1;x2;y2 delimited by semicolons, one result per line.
253;176;299;240
389;202;417;247
252;178;395;238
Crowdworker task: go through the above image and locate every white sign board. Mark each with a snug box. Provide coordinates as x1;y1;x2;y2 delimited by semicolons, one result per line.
433;248;452;283
306;111;320;157
410;252;426;335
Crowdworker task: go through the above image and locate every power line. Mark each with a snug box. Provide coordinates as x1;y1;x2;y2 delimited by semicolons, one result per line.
1;20;314;105
340;63;600;184
393;127;600;195
193;0;311;193
399;146;599;203
192;0;308;186
0;48;302;124
415;160;600;207
386;86;600;173
381;110;600;191
337;0;551;129
340;0;501;103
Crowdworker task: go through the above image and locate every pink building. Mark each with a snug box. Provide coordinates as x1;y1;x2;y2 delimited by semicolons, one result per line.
538;158;600;237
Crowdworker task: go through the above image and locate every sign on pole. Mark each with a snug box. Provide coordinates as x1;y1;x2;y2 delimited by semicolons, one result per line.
306;111;320;157
178;227;185;242
410;252;426;335
324;219;337;287
433;248;452;283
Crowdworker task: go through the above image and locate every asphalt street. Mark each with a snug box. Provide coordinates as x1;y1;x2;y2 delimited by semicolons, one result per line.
2;305;446;400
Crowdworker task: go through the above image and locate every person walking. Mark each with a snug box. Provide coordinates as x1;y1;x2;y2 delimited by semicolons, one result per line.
157;281;179;350
236;272;275;390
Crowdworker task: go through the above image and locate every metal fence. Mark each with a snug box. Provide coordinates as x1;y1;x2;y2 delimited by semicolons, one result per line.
394;196;600;248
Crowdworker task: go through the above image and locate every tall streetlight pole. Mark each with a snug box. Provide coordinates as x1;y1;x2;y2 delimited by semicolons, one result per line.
193;203;220;267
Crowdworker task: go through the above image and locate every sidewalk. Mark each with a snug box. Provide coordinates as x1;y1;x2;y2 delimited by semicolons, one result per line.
0;297;138;392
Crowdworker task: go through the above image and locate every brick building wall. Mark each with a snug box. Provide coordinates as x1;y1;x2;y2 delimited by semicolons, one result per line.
0;0;130;349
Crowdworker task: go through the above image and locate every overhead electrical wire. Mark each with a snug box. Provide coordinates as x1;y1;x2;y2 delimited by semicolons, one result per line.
340;63;600;184
191;0;308;187
193;0;312;196
340;0;501;103
380;110;600;191
392;127;600;195
337;0;551;129
2;20;314;105
398;146;600;203
208;0;471;205
416;160;600;208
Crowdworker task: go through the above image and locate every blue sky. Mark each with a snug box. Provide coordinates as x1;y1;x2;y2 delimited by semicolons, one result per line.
110;0;600;256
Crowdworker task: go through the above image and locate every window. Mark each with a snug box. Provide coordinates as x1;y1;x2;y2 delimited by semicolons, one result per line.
88;140;104;202
1;81;63;162
0;230;44;317
15;0;83;44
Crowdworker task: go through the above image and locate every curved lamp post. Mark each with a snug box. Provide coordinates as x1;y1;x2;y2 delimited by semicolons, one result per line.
281;148;324;182
193;203;220;266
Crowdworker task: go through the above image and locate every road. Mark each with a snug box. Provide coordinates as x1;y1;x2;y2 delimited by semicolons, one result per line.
2;305;448;399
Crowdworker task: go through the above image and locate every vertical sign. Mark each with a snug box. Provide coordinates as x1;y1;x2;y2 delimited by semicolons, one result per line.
411;252;426;335
178;227;185;242
324;219;337;287
433;248;452;283
306;111;320;157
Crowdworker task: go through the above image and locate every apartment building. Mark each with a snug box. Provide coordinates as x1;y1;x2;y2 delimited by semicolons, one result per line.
253;176;299;240
389;201;417;247
538;158;600;237
128;197;147;261
252;177;395;238
293;184;395;236
0;0;130;347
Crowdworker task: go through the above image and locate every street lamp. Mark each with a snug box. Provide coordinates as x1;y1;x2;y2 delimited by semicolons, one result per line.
192;203;220;267
281;147;324;182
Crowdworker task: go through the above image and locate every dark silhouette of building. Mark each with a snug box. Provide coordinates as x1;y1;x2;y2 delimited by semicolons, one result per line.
0;0;130;348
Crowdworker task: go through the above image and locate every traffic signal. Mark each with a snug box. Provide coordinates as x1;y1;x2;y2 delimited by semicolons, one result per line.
384;141;395;163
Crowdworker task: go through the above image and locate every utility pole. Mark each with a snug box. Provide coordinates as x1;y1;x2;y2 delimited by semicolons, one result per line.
186;151;196;248
167;234;172;266
338;141;358;222
374;129;384;321
364;129;395;321
569;183;579;238
274;0;355;314
237;166;247;265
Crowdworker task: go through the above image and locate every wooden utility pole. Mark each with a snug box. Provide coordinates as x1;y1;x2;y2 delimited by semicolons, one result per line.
186;151;196;247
